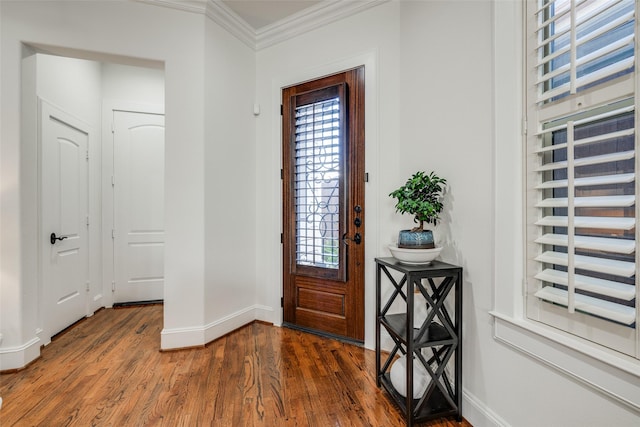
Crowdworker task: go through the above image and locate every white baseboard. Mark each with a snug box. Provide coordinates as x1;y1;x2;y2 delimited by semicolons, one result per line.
254;304;275;324
160;305;262;350
203;305;256;344
463;388;510;427
0;337;41;371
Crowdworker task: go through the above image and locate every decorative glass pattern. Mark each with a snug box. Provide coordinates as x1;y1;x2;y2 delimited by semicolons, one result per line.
294;97;341;269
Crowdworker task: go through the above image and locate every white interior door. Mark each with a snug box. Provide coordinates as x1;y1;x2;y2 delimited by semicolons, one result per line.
40;100;89;337
113;110;165;303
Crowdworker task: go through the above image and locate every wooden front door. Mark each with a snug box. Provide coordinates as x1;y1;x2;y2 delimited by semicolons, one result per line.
282;67;365;342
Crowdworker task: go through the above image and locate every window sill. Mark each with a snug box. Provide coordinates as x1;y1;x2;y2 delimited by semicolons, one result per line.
489;311;640;411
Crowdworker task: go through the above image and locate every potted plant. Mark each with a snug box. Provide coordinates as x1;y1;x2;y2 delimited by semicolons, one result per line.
389;171;447;251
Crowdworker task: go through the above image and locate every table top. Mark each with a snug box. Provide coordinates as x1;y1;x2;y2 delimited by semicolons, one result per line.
375;257;462;273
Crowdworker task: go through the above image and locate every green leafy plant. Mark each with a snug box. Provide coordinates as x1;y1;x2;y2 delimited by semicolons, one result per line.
389;171;447;232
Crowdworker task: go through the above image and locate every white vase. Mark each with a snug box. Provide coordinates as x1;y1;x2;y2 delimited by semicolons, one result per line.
389;354;431;399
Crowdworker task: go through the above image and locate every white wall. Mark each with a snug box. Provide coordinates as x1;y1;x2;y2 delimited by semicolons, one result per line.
101;62;165;106
37;55;103;124
202;18;257;338
255;1;640;426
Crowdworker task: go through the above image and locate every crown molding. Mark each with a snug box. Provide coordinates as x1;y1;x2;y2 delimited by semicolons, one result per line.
205;1;256;49
136;0;255;49
137;0;389;51
255;0;389;51
136;0;207;15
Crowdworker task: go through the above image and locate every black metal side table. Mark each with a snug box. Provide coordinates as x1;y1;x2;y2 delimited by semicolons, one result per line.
375;257;463;426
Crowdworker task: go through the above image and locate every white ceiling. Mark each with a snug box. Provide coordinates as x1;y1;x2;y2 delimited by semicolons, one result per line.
221;0;323;30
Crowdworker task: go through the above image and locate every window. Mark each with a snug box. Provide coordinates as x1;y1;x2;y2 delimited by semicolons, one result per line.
526;0;637;358
293;95;342;270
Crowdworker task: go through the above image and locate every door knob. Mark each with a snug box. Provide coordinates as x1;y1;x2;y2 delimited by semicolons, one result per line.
50;233;68;245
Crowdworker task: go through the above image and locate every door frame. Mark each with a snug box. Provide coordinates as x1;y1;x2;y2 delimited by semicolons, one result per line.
270;51;379;348
101;101;165;308
37;97;93;344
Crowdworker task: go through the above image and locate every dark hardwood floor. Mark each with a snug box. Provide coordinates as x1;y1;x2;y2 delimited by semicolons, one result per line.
0;305;471;426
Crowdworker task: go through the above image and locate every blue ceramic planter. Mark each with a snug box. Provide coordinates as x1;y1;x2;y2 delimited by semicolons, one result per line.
398;229;434;249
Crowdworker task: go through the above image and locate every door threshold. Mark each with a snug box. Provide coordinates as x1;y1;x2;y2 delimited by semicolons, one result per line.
113;300;163;308
282;322;364;347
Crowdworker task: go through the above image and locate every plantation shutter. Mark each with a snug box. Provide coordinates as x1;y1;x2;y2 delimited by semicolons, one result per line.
534;0;635;103
527;0;638;356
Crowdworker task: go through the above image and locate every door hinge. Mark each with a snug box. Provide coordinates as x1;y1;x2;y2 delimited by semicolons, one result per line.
280;104;283;115
112;281;116;292
86;281;90;292
364;172;369;183
112;229;115;239
522;117;528;136
86;151;89;161
281;233;283;244
280;169;283;180
86;216;90;227
111;175;115;187
281;297;284;307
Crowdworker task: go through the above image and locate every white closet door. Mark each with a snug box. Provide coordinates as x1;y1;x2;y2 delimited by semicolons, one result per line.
41;100;89;336
113;110;165;303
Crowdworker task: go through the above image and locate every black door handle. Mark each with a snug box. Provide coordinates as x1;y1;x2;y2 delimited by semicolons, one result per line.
50;233;68;245
342;232;362;245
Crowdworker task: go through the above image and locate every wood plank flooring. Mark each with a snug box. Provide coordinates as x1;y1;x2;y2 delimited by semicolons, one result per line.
0;305;471;426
